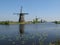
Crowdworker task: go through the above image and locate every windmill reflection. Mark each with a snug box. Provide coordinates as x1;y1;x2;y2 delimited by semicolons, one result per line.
19;24;24;34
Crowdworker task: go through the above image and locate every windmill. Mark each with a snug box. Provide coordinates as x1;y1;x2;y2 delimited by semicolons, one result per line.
14;6;28;23
34;16;40;22
32;16;40;23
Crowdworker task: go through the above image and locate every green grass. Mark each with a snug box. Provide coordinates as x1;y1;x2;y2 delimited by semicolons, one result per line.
0;21;42;25
0;21;9;25
0;21;27;25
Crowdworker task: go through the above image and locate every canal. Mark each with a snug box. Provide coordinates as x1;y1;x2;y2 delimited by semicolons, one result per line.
0;23;60;45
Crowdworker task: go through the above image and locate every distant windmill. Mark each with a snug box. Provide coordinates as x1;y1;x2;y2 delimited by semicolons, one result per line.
14;6;28;23
35;16;39;21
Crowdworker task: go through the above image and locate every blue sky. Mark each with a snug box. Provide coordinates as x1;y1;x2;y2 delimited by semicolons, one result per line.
0;0;60;21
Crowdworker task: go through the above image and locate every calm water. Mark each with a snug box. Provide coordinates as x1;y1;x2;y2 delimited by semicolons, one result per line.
0;23;60;45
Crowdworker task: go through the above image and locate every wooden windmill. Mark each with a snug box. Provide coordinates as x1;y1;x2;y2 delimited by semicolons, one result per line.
14;6;28;23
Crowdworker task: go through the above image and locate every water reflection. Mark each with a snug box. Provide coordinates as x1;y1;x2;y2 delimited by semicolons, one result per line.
0;23;60;45
19;24;25;34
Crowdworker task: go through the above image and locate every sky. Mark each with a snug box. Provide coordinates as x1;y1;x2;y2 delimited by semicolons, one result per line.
0;0;60;21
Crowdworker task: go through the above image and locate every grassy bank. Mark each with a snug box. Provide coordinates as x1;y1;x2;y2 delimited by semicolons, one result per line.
0;21;29;25
0;21;42;25
0;21;9;25
53;21;60;24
